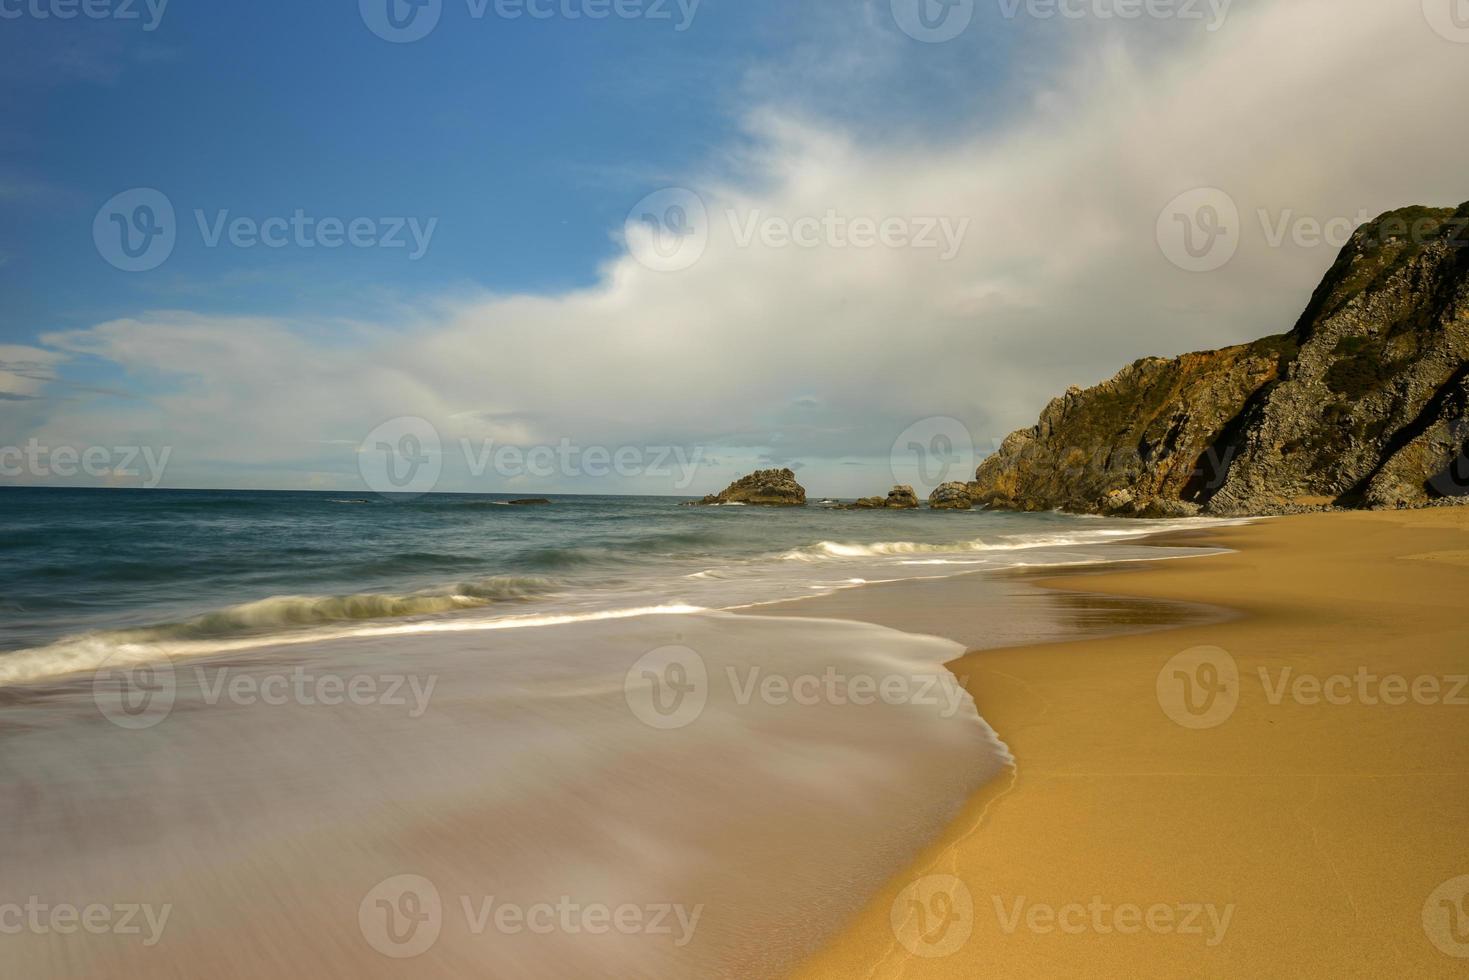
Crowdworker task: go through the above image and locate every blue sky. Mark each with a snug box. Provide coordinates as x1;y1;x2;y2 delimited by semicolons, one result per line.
0;0;1015;336
2;1;1466;495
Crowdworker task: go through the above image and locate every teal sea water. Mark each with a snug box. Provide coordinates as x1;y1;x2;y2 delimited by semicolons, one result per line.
1;486;1215;683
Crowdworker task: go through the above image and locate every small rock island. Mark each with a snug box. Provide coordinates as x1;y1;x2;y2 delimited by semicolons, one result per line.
687;468;808;506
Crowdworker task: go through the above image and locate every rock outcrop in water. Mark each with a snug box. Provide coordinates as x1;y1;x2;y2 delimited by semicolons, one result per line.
884;485;920;509
833;485;923;510
691;468;807;506
971;204;1469;517
928;483;974;510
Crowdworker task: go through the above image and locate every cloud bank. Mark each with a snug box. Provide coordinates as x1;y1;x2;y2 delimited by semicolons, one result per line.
10;0;1469;496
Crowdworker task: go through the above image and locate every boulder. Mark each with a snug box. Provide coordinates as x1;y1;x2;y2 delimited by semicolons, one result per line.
831;496;887;510
928;482;974;510
885;485;920;509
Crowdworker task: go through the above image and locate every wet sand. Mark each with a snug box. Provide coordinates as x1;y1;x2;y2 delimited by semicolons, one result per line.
0;610;1005;979
778;509;1469;978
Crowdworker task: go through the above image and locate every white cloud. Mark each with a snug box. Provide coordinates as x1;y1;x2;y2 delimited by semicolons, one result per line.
0;344;64;400
12;0;1468;496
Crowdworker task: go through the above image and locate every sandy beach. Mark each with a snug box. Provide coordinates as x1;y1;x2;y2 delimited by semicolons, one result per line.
778;508;1469;978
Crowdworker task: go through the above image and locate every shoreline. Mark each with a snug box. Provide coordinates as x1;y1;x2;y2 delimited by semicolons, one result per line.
773;508;1469;978
5;505;1466;975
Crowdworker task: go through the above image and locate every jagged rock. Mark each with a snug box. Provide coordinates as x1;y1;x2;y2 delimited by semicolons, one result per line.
928;482;974;510
971;203;1469;517
1103;488;1136;513
885;485;920;509
690;468;806;506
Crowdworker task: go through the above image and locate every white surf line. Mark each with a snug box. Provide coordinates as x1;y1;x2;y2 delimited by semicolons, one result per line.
0;604;711;687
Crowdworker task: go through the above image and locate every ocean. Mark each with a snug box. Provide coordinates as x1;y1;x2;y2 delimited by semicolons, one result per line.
0;487;1219;677
0;487;1227;977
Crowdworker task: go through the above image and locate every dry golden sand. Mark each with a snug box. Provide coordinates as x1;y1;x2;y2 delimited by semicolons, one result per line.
785;509;1469;979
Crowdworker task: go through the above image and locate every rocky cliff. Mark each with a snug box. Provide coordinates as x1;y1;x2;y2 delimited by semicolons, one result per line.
971;204;1469;517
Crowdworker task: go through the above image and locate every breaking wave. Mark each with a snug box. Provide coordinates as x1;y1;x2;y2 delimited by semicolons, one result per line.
778;528;1160;561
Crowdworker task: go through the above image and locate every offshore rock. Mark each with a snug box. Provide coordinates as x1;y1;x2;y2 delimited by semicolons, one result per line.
691;469;807;506
928;483;975;510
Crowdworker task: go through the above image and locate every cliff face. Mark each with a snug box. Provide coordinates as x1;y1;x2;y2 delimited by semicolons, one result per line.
971;204;1469;517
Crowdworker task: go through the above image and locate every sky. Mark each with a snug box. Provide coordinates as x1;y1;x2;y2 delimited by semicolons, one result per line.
2;0;1467;497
